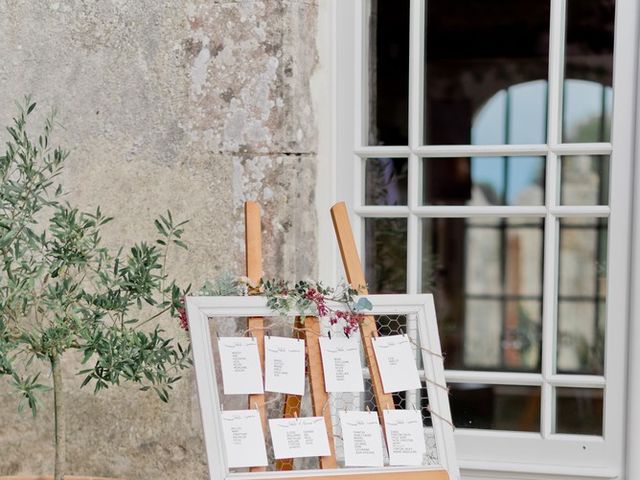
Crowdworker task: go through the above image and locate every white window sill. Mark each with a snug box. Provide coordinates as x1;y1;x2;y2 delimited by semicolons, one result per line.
461;461;618;480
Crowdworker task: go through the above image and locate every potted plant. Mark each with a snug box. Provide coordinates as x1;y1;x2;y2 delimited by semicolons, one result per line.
0;99;192;480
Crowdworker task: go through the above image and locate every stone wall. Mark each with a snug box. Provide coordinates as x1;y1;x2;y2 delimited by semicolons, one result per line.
0;1;319;478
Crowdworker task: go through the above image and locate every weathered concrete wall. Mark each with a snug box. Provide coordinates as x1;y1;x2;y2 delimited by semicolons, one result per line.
0;0;319;478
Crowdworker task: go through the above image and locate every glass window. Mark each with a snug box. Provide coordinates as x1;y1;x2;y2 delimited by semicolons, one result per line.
367;0;410;145
422;218;543;372
344;0;627;467
365;158;408;205
364;218;407;294
424;0;550;145
557;218;607;375
560;155;610;205
563;0;615;143
449;384;541;432
556;387;604;435
422;157;545;206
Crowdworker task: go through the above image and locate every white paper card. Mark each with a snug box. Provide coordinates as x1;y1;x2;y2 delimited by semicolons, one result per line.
265;336;306;395
269;417;331;459
383;409;427;466
339;411;384;467
372;334;421;393
220;410;268;468
218;337;264;395
318;336;365;392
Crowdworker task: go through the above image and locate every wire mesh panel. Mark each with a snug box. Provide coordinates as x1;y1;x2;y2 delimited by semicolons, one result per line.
207;312;444;472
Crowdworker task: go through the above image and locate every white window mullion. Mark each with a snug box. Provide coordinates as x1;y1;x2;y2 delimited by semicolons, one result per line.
354;0;367;149
354;146;412;157
549;206;610;217
407;167;420;294
407;0;424;295
352;0;367;263
359;205;610;218
354;155;364;209
415;144;549;157
541;0;566;440
546;0;566;146
412;206;547;217
551;143;612;155
354;206;411;217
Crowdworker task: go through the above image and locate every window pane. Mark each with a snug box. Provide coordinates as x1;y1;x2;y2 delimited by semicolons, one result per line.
560;155;610;205
365;158;408;205
422;218;543;371
424;0;550;145
556;388;603;435
449;384;540;432
364;218;407;293
557;218;607;375
422;157;545;206
367;0;410;145
562;0;615;143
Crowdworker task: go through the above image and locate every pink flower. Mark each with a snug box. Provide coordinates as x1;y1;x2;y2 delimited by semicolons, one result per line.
177;297;189;331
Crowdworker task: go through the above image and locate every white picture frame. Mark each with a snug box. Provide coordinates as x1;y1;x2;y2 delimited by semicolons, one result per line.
186;294;460;480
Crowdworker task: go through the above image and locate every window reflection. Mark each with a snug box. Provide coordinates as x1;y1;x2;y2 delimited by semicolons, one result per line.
472;81;548;145
557;218;607;375
424;0;550;145
563;0;615;143
367;0;410;145
364;218;407;293
560;155;610;205
556;387;603;435
449;384;541;432
422;156;545;206
564;81;612;143
422;218;543;372
365;158;408;205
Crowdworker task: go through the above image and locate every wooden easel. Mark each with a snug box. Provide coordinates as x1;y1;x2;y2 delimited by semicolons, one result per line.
330;202;395;422
243;201;449;479
330;201;450;480
244;202;336;472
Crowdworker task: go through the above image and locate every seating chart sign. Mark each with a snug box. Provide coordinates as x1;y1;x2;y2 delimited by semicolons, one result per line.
383;409;427;466
372;334;422;394
318;336;365;392
339;411;384;467
186;294;460;480
269;416;331;459
264;336;306;395
220;409;268;468
218;337;264;395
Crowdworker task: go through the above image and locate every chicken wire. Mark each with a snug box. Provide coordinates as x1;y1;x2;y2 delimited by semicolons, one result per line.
208;313;441;473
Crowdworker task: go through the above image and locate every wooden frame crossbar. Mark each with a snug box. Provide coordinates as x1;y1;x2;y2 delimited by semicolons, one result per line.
254;472;450;480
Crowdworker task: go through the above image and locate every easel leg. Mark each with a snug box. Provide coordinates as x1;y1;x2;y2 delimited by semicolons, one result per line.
331;202;396;425
275;316;305;471
245;202;268;472
305;316;337;469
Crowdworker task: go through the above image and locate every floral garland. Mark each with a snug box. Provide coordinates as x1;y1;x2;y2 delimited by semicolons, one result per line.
177;274;372;336
259;279;372;336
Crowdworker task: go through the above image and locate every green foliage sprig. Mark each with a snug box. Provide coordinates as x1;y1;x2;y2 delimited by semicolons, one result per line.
190;275;373;335
262;279;371;336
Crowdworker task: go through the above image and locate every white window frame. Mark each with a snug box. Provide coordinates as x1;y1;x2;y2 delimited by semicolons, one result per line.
323;0;640;478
